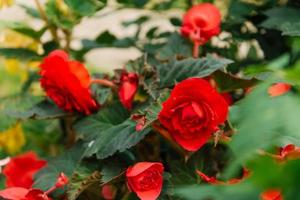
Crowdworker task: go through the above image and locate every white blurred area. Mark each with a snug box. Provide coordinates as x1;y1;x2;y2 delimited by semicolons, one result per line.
0;0;178;72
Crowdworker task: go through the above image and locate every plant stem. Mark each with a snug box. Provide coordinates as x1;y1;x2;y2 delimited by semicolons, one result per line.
34;0;59;44
63;29;72;53
90;79;117;90
193;41;200;58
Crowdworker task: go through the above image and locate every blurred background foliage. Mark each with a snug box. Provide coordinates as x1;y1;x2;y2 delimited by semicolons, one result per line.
1;0;300;199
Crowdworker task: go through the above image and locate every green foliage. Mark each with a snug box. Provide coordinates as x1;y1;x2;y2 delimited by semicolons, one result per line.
82;118;151;159
157;55;233;88
6;100;70;120
0;21;46;39
34;143;85;191
261;7;300;36
228;80;300;169
64;0;106;16
0;48;40;60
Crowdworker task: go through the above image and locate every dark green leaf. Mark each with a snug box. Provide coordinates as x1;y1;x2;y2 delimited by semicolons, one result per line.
169;17;181;26
261;7;300;36
213;71;258;92
0;21;46;39
6;100;70;120
74;102;129;141
34;142;85;191
83;119;151;159
138;89;170;128
156;32;192;61
117;0;149;8
67;164;102;200
0;48;40;60
157;55;233;88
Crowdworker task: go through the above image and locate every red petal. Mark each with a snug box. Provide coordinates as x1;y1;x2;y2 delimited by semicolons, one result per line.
0;187;28;200
268;83;291;97
126;162;163;177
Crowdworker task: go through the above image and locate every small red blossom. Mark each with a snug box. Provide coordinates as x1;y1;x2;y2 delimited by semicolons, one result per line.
131;114;146;131
126;162;164;200
55;172;69;188
158;78;228;151
118;72;139;110
40;50;99;115
261;144;300;162
260;189;283;200
0;172;68;200
268;83;291;97
3;152;47;188
101;184;117;200
181;3;221;46
196;168;250;185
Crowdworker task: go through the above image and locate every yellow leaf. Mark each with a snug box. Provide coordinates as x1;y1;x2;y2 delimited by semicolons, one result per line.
0;123;26;155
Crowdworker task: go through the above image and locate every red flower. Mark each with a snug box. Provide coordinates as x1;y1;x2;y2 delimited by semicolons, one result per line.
101;184;116;200
118;72;139;110
261;189;283;200
40;50;99;115
126;162;164;200
261;144;300;162
268;83;291;97
55;172;69;188
158;78;228;151
3;152;47;188
181;3;221;46
221;92;233;106
0;173;68;200
0;187;28;200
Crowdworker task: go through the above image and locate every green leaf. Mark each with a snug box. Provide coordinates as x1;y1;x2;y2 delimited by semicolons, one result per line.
228;80;300;170
0;95;41;131
34;142;85;191
0;21;46;39
157;55;233;88
0;48;40;60
213;71;258;92
64;0;106;16
67;164;102;200
20;4;41;19
116;0;149;8
74;102;129;141
46;0;80;29
137;89;170;128
83;119;151;159
156;32;192;61
261;7;300;36
5;100;70;120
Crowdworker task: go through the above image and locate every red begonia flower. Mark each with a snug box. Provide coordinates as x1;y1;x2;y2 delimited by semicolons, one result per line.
118;72;139;110
2;152;46;188
126;162;164;200
260;189;283;200
268;83;291;97
40;50;99;115
158;78;228;151
181;3;221;46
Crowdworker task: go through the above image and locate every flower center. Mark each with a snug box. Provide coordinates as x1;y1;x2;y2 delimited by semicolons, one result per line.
135;170;161;191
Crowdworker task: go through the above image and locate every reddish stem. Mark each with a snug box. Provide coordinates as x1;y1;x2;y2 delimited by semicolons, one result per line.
45;186;57;195
193;42;200;58
90;79;117;89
